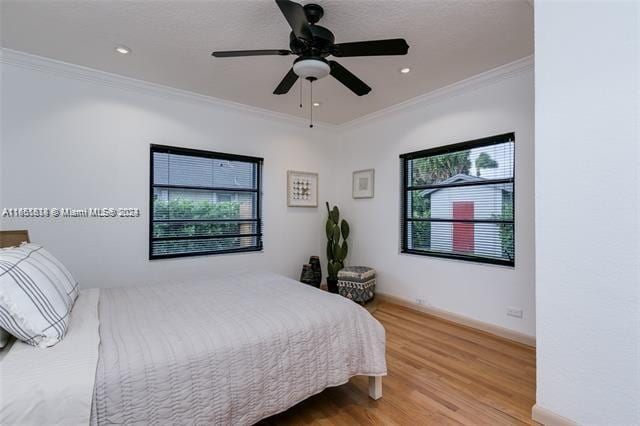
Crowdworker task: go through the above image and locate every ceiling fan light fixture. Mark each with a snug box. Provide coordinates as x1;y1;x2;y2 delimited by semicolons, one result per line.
293;59;330;80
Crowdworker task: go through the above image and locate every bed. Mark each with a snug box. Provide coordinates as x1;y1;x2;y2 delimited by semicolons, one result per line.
0;230;386;425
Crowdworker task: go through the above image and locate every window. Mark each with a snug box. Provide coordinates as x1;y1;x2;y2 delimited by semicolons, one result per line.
400;133;515;266
150;145;263;259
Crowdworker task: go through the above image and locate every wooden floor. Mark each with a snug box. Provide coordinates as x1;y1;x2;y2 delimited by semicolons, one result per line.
261;301;536;425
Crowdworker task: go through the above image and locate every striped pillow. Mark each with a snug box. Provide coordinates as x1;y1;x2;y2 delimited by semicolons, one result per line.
0;244;79;347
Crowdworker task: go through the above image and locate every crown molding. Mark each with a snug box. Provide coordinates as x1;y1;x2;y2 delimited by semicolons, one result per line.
337;55;534;131
0;48;332;129
1;48;533;131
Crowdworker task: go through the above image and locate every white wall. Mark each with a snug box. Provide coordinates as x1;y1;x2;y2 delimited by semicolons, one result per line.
334;63;535;337
535;1;640;424
0;51;536;340
0;52;336;288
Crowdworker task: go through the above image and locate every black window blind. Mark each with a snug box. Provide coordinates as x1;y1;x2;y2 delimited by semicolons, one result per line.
149;145;263;259
400;133;515;266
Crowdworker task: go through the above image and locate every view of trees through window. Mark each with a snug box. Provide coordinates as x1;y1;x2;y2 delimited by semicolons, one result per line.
150;146;262;259
402;134;515;266
409;151;473;251
152;198;255;256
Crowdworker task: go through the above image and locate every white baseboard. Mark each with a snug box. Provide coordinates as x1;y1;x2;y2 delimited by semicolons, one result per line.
376;292;536;347
532;404;579;426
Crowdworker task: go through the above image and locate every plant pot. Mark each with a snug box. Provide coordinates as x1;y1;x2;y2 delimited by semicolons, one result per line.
327;277;339;294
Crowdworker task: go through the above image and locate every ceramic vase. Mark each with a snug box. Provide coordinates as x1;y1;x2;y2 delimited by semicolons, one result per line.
300;264;315;286
309;256;322;287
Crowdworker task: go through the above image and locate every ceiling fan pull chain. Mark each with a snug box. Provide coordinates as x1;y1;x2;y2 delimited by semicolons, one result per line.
299;78;303;109
309;79;314;128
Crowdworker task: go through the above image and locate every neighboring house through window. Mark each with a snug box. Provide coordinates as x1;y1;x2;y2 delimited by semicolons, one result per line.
400;133;515;266
150;145;263;259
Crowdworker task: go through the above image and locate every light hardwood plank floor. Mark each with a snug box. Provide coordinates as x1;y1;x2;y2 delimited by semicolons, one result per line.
260;301;536;425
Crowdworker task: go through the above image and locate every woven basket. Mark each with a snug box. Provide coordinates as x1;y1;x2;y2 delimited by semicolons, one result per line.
337;266;376;303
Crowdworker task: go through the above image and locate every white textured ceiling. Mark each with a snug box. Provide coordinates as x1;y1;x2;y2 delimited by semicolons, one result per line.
1;0;533;125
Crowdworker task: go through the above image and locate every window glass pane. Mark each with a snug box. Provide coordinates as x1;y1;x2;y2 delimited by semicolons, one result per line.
408;141;514;186
150;146;262;258
152;221;258;239
151;236;258;257
407;189;431;219
153;152;257;189
407;220;431;251
407;183;513;220
153;152;169;184
407;222;514;262
213;160;255;189
153;188;257;220
402;135;514;266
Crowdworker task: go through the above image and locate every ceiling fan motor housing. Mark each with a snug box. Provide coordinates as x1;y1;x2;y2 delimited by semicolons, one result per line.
286;3;334;56
289;25;335;56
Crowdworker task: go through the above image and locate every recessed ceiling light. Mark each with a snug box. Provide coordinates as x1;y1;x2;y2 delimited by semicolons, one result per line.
313;102;321;107
115;45;131;55
400;67;411;74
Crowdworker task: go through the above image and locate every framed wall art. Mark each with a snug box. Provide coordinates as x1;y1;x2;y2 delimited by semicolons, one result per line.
287;170;318;207
352;169;374;199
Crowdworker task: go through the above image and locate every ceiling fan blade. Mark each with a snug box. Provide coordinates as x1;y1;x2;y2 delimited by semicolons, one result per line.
275;0;313;42
329;61;371;96
212;49;290;58
331;38;409;57
273;68;299;95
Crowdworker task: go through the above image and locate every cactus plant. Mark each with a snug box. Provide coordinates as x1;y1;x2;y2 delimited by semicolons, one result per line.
325;202;349;293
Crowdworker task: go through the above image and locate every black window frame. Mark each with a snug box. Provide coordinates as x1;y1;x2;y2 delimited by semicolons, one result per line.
149;144;263;260
400;132;515;267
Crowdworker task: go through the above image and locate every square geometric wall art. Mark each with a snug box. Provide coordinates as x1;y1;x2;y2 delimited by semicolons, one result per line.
352;169;374;199
287;170;318;207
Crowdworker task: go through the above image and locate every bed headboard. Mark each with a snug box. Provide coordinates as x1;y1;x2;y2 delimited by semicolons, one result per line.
0;230;30;248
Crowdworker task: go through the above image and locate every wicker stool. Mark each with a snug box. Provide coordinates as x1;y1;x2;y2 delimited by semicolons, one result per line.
337;266;376;304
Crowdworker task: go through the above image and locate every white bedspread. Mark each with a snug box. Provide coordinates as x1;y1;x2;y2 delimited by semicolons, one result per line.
0;288;101;425
91;271;386;425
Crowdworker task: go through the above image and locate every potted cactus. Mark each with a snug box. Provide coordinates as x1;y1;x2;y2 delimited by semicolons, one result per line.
325;202;349;293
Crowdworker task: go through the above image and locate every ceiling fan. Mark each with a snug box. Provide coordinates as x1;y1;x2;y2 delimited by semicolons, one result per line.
211;0;409;99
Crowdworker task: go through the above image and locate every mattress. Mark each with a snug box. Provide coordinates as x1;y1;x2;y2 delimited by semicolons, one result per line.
0;288;101;425
90;271;386;425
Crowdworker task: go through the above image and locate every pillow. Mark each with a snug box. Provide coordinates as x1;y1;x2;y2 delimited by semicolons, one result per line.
17;244;79;304
0;244;79;347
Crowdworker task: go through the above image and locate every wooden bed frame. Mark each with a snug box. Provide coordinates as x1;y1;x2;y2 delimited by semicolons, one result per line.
0;229;383;400
369;376;382;400
0;229;29;248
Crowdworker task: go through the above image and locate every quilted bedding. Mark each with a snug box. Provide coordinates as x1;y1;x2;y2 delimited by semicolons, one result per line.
90;271;386;425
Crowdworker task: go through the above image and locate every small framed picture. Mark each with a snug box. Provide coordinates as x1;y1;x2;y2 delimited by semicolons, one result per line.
287;170;318;207
352;169;374;199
